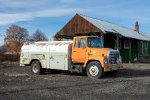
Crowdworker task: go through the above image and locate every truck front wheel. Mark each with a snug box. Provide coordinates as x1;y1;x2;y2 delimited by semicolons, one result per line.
86;61;103;79
31;61;42;75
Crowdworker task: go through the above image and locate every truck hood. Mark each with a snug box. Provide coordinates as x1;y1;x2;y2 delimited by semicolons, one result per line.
90;48;113;57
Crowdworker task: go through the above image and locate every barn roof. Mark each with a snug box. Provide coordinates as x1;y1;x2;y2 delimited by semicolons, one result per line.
80;14;150;41
55;14;150;41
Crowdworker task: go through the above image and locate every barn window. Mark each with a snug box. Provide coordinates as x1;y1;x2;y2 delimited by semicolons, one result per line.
124;40;130;49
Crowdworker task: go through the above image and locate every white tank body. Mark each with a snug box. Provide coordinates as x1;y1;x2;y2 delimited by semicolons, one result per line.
22;41;73;53
20;41;73;70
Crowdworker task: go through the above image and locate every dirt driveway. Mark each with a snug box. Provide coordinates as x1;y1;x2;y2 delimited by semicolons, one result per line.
0;63;150;100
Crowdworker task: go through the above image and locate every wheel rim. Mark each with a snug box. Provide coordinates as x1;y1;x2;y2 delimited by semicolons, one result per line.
89;65;99;76
32;64;38;73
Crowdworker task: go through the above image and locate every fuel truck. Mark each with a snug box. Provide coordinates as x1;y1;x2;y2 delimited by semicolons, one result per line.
20;36;122;79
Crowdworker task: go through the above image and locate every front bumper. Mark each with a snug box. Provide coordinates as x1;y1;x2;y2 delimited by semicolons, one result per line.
103;63;123;72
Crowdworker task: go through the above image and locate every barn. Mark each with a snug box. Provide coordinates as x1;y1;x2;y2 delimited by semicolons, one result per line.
55;14;150;63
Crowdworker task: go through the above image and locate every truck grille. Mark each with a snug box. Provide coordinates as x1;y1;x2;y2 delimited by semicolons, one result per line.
108;50;120;65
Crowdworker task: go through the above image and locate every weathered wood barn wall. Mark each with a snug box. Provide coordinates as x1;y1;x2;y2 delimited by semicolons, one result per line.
55;14;150;63
55;14;102;39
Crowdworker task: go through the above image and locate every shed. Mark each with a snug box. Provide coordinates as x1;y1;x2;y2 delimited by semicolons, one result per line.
55;14;150;63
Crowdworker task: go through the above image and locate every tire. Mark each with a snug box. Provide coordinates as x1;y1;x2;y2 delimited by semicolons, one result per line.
31;61;42;75
86;61;103;79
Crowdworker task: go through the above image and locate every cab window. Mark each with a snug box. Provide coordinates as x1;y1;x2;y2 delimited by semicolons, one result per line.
88;37;103;48
75;38;86;48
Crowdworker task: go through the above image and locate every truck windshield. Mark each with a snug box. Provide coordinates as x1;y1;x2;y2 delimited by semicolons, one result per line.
88;37;103;48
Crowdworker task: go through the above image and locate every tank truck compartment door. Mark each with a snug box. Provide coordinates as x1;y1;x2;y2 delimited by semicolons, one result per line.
49;53;66;70
72;38;86;63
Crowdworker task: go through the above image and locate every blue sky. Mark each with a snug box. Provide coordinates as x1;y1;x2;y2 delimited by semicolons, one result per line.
0;0;150;46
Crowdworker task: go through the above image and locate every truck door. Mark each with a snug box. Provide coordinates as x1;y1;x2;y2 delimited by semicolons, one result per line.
72;38;86;63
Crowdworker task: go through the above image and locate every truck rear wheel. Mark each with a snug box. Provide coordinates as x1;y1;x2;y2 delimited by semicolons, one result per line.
86;61;103;79
31;61;42;75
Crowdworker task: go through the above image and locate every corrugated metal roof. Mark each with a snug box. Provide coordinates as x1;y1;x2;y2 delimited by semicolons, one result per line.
80;14;150;41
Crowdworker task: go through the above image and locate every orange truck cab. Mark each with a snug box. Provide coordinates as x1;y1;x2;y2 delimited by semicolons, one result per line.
71;36;122;78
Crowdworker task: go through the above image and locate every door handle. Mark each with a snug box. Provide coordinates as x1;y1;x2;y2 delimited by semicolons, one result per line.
73;51;76;52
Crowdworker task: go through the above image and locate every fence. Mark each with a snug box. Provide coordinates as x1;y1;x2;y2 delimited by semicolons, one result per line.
0;54;20;61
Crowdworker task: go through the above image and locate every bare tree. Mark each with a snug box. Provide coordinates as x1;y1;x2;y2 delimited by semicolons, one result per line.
4;24;29;54
31;29;48;42
6;40;22;54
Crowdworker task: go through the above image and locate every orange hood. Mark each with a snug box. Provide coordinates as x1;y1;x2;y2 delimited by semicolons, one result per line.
89;48;112;57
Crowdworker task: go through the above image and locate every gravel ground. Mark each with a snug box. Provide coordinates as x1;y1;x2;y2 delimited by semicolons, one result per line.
0;62;150;100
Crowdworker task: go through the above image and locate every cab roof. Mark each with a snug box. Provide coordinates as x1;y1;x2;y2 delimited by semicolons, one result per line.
74;36;100;39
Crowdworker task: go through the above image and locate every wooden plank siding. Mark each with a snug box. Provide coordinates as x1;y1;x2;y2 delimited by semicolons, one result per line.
55;14;102;39
139;41;150;63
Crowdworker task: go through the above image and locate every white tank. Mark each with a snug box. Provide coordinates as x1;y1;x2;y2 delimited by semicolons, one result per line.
22;41;73;54
21;41;73;70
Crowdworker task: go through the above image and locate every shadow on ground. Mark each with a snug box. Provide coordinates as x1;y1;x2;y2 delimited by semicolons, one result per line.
105;68;150;79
